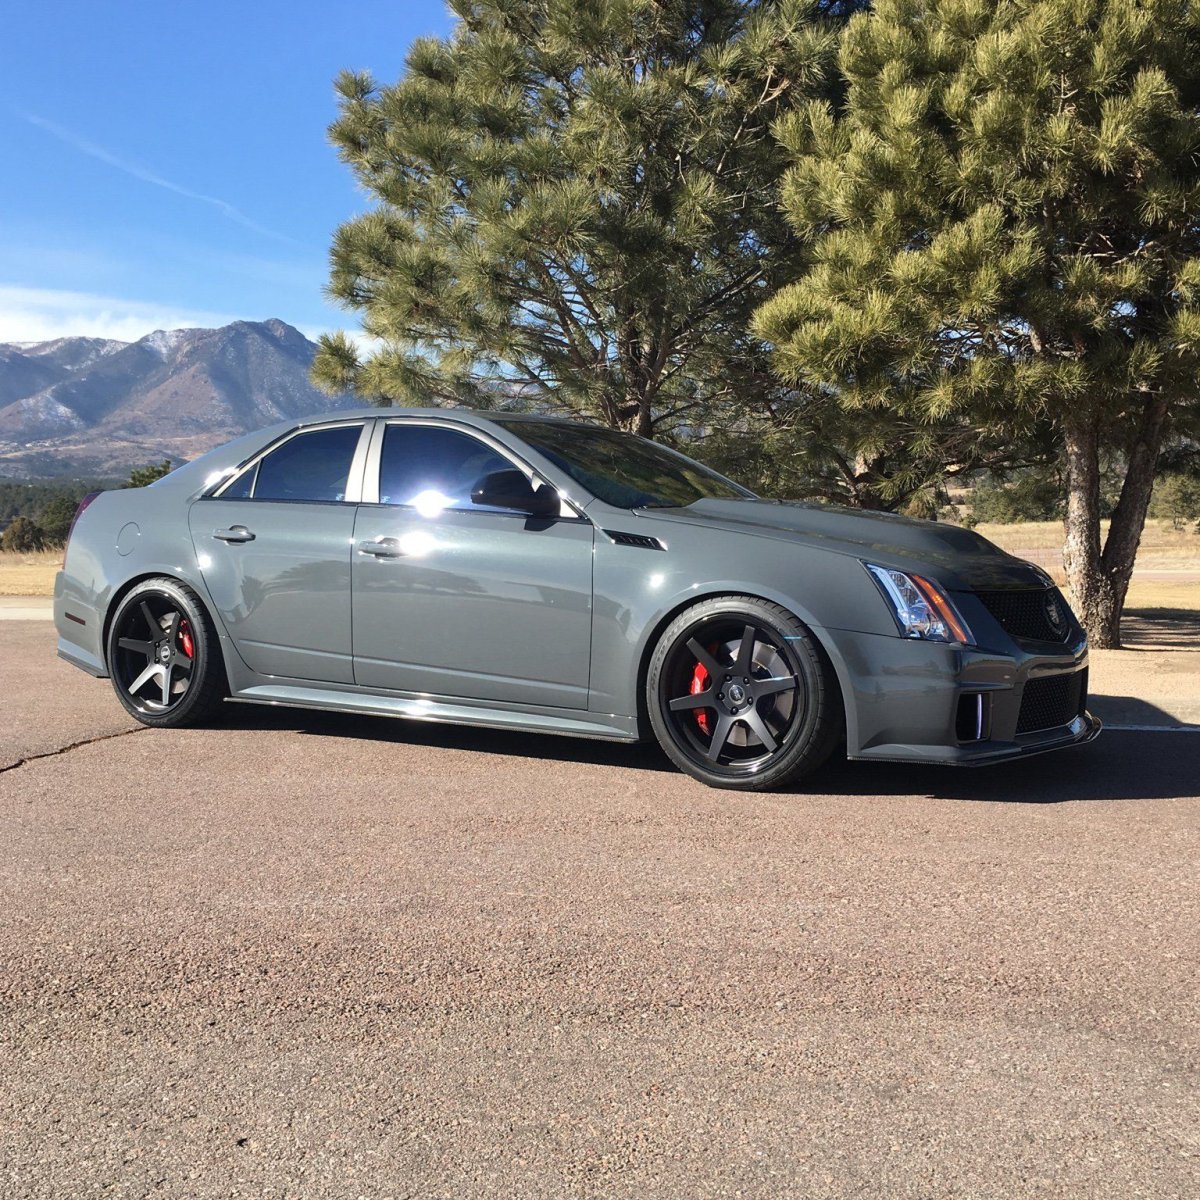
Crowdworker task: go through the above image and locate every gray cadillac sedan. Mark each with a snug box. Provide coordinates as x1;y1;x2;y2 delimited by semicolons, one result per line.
54;409;1099;790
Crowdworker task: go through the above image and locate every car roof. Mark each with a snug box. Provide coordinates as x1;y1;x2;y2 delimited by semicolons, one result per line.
294;405;597;431
156;407;610;499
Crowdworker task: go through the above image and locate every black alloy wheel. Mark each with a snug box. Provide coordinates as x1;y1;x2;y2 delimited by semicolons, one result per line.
106;578;227;727
647;596;841;791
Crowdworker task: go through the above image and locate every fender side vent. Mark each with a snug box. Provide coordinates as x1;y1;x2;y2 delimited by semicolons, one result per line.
604;530;666;551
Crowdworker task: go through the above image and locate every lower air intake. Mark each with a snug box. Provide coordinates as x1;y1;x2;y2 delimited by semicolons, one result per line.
1016;670;1087;735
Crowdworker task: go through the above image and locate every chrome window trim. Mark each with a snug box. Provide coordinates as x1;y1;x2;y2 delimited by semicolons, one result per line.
363;417;590;521
207;420;372;504
344;422;373;505
360;418;386;504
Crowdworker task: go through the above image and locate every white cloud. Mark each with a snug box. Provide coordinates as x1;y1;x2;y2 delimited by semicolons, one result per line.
20;111;297;246
0;284;236;344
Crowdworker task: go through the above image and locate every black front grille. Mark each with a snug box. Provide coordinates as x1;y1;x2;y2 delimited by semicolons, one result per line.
976;587;1071;643
1016;670;1087;735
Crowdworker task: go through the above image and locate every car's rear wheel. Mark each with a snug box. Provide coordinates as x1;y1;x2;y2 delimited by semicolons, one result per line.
647;596;842;791
106;578;227;727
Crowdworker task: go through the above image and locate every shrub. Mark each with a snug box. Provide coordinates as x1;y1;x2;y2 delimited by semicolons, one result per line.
968;473;1063;524
1;516;47;552
1149;473;1200;530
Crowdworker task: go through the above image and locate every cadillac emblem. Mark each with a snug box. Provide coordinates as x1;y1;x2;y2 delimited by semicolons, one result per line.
1045;592;1067;637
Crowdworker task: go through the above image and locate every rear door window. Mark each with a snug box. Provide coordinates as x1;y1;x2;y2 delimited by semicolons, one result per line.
231;425;364;503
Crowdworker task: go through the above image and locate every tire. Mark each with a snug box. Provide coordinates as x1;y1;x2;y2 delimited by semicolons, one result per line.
105;577;228;727
646;595;842;791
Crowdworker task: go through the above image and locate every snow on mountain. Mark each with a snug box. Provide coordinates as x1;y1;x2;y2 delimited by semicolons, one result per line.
140;329;189;360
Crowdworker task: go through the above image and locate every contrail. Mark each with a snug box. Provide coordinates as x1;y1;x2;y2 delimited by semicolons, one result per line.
19;111;297;246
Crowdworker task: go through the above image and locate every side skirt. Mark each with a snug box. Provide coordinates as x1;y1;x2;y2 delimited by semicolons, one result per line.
227;682;642;743
57;641;108;678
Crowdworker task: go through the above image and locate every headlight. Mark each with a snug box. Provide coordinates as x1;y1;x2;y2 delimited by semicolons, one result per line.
865;563;973;644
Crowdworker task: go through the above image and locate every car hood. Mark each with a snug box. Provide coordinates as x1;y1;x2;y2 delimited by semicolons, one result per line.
640;499;1048;592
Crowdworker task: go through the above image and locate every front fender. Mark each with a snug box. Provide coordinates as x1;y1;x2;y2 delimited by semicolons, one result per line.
587;523;895;728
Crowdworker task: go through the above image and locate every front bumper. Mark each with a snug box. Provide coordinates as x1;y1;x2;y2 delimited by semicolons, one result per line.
820;625;1099;766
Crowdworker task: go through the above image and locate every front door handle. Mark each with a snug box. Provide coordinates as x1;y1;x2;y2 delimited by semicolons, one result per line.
213;525;255;543
357;537;403;558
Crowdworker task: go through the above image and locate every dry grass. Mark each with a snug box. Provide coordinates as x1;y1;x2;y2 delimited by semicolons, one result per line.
0;549;63;596
1122;578;1200;613
977;518;1200;578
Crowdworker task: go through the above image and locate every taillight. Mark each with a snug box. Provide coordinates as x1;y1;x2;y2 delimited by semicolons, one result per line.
67;491;102;543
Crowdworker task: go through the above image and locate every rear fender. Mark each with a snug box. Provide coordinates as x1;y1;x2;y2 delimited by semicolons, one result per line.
54;491;240;682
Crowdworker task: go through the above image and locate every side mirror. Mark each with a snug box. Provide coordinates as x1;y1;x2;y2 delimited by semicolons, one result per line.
470;468;561;518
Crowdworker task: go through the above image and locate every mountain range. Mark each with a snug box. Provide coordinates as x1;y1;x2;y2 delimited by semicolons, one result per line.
0;319;357;479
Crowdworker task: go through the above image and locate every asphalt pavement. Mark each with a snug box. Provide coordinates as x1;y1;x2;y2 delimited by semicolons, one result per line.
2;620;1197;1198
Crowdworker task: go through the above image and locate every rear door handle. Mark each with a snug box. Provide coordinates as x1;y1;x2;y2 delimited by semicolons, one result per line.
212;525;256;543
357;537;403;558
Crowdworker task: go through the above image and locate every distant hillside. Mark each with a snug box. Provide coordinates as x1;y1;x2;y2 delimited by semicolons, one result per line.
0;319;357;479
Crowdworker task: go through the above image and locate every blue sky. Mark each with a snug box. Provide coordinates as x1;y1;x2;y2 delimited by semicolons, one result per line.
0;0;453;344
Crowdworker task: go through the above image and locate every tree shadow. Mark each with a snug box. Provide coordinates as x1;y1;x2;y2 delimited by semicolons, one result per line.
1120;608;1200;652
213;702;1198;804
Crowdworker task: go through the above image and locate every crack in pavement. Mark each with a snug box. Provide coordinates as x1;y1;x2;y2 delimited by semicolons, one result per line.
0;725;148;775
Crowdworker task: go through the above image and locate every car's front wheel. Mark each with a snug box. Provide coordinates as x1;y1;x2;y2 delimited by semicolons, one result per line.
646;596;842;791
106;578;227;727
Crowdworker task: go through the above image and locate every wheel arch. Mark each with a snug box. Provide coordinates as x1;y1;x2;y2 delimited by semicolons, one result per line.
632;587;851;745
102;571;179;653
101;569;230;678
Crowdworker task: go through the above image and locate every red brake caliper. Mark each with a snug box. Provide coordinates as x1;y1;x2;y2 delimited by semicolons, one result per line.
690;660;712;735
179;618;195;660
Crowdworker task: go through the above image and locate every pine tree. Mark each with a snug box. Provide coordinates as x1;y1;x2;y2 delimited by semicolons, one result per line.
124;461;172;489
314;0;859;438
756;0;1200;646
37;495;77;547
700;390;1051;511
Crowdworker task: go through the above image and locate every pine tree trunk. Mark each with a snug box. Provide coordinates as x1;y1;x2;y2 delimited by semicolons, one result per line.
1061;395;1168;649
1061;416;1117;645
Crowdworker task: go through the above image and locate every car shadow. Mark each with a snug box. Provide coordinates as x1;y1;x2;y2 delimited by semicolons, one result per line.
1089;694;1200;728
805;731;1198;803
216;703;677;774
213;702;1198;804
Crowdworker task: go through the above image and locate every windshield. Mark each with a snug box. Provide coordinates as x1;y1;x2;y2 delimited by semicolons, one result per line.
497;419;755;509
